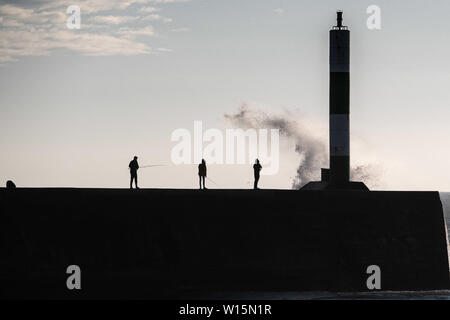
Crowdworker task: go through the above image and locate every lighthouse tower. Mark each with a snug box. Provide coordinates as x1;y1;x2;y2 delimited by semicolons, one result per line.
329;10;350;185
301;11;368;190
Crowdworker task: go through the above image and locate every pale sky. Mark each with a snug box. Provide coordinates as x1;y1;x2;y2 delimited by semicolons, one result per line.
1;0;450;191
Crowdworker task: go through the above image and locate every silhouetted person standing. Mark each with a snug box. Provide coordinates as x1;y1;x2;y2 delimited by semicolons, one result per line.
6;180;16;188
198;159;207;190
253;159;262;189
129;156;139;189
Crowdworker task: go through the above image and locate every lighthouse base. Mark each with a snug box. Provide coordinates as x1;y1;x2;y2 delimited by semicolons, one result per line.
300;181;369;191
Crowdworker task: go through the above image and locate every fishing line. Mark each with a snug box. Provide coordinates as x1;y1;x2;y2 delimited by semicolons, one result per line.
140;165;168;169
206;177;220;187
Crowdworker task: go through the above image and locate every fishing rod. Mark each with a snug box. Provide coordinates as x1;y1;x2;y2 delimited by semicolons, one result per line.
140;165;168;169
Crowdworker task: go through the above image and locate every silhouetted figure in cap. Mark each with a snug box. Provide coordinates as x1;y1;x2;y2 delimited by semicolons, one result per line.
129;156;139;189
6;180;16;188
198;159;207;190
253;159;262;189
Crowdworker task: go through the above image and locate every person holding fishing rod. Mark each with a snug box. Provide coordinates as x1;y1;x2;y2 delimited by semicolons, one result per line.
198;159;207;190
129;156;140;189
253;158;262;190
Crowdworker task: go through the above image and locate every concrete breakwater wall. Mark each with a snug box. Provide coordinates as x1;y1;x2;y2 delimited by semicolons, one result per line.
0;189;449;299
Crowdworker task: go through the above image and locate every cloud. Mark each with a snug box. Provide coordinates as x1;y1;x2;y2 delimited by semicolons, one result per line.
140;7;161;13
142;14;173;23
0;55;15;63
1;19;26;28
0;4;33;20
146;0;190;3
94;15;138;24
37;0;190;14
274;8;284;15
117;26;156;38
0;0;189;63
40;0;159;14
0;27;151;57
171;27;190;32
157;47;173;52
143;13;163;21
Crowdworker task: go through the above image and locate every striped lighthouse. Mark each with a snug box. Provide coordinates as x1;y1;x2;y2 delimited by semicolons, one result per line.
329;11;350;185
301;12;368;190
